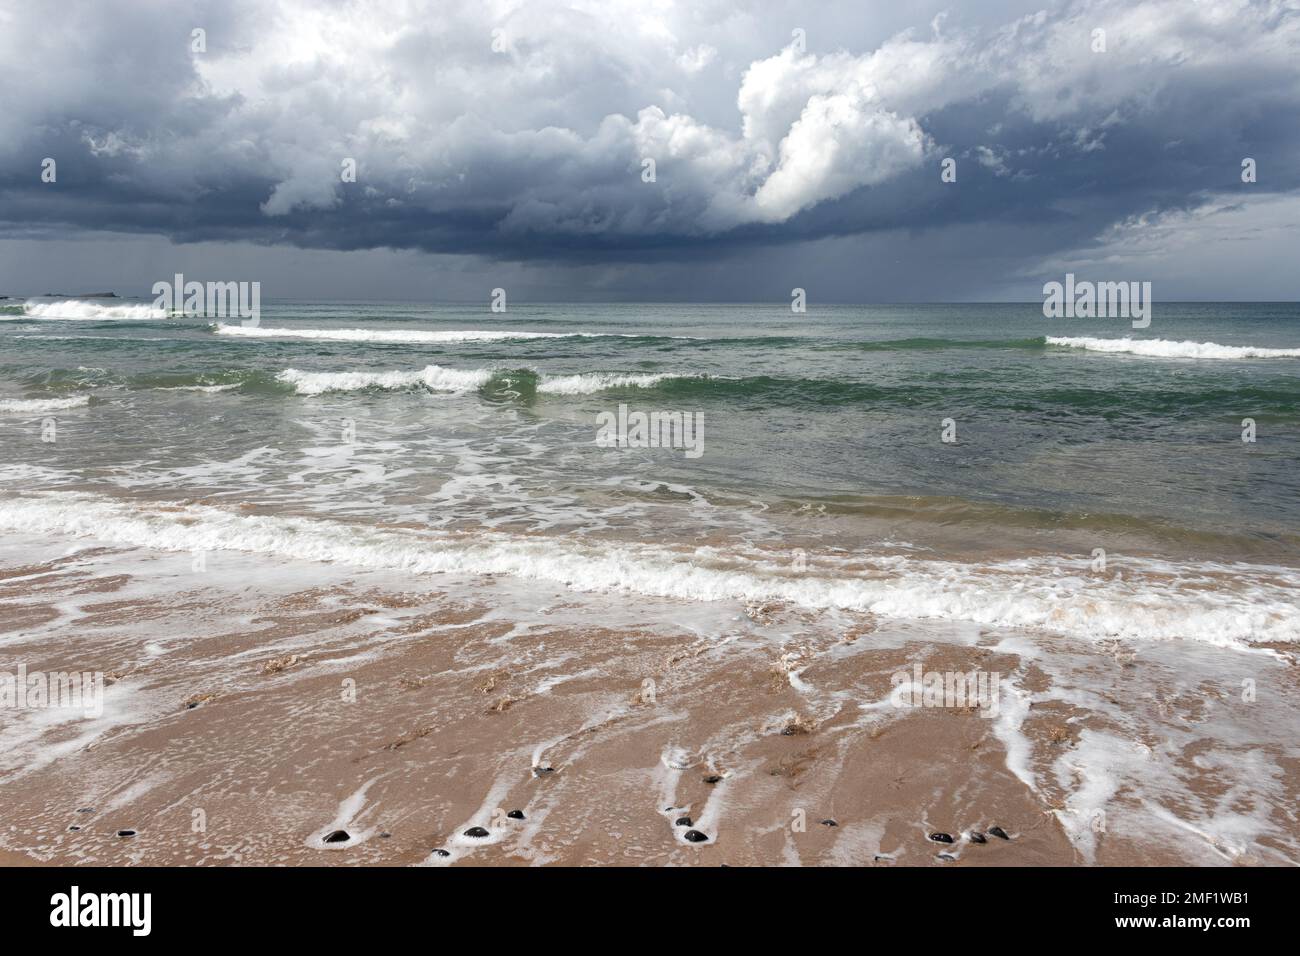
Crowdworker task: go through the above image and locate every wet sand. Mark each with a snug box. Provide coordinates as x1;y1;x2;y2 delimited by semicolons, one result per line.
1;538;1296;866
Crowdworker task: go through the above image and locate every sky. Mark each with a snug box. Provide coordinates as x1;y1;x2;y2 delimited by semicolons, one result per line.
1;0;1299;302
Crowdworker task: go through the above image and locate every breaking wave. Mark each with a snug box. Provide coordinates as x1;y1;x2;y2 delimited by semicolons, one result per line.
14;300;168;321
0;395;91;413
1047;336;1300;359
0;490;1296;650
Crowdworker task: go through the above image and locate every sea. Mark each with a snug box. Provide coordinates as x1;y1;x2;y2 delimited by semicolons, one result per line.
1;299;1297;647
1;297;1298;865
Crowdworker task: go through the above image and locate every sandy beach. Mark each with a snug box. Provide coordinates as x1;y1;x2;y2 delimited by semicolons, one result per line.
2;529;1296;868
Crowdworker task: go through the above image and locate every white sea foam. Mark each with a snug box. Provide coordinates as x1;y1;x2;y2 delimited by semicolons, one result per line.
0;395;90;413
214;324;694;344
1047;336;1300;359
276;365;697;395
276;366;492;395
537;372;686;395
156;383;240;393
19;300;168;321
219;325;585;344
1;490;1296;649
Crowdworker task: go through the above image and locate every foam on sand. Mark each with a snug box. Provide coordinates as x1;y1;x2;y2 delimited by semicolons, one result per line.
1047;335;1300;359
18;300;168;321
1;490;1295;650
0;395;91;413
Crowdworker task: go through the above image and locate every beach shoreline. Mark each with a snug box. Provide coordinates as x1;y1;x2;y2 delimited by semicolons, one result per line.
2;533;1295;867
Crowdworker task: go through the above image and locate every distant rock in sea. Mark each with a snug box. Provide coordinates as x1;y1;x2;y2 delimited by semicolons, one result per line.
42;292;119;298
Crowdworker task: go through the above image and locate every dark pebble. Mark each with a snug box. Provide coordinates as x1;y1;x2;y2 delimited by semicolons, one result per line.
938;852;956;861
76;807;94;814
674;816;693;827
820;819;838;827
464;826;490;839
506;810;525;820
969;831;987;844
432;848;451;857
703;775;723;784
988;826;1010;840
533;766;555;777
68;825;81;832
379;832;392;839
683;830;709;843
929;832;954;843
323;829;350;844
116;829;136;838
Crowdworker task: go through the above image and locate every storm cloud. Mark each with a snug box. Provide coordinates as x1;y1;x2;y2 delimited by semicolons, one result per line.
1;0;1299;297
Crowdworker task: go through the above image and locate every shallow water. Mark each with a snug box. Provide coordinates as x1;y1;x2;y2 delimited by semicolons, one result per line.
2;299;1297;646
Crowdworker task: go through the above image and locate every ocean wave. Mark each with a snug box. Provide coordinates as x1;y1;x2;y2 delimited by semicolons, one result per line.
831;336;1049;352
155;383;241;393
276;366;493;395
0;395;91;413
1;491;1296;649
17;361;1298;415
1047;336;1300;359
537;372;697;394
276;365;703;396
212;324;684;344
15;300;169;321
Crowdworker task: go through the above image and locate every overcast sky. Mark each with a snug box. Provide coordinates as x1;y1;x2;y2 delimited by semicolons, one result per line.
2;0;1299;302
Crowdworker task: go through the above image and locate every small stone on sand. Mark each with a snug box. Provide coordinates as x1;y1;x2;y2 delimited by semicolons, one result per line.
683;830;709;843
675;816;693;827
464;826;490;838
323;830;350;844
929;832;954;843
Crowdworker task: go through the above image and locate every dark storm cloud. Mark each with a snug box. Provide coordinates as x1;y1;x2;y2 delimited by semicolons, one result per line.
1;0;1299;278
